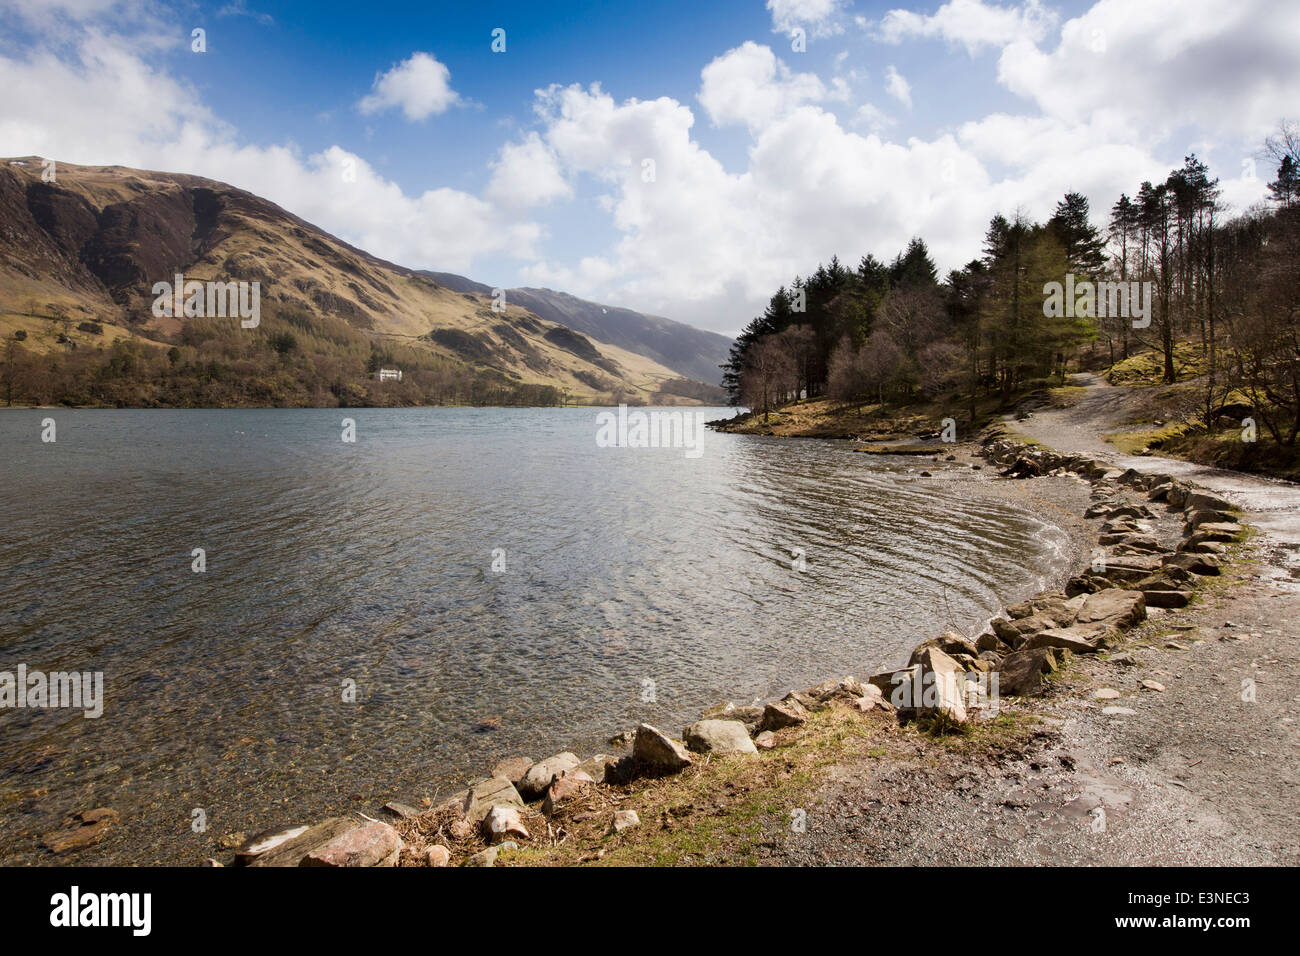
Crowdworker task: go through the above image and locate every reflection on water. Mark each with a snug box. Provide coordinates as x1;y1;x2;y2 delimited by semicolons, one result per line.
0;407;1069;863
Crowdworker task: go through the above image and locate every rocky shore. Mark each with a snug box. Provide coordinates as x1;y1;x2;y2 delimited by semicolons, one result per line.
148;427;1242;868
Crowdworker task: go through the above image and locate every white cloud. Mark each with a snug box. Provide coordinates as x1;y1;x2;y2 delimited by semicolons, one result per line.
698;41;829;131
767;0;846;38
358;52;460;121
486;132;572;209
0;32;537;273
876;0;1057;55
884;65;912;108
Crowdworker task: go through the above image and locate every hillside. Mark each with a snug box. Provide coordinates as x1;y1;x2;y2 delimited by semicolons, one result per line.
0;157;722;407
421;271;732;386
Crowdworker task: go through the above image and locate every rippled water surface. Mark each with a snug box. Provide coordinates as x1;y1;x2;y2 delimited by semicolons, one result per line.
0;407;1070;863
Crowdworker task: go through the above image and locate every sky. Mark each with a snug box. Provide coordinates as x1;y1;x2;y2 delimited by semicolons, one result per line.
1;0;1296;337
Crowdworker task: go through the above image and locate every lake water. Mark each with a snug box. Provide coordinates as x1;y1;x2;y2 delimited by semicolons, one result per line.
0;407;1071;864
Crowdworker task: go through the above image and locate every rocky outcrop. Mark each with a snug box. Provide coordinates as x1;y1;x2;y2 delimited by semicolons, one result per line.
683;719;759;755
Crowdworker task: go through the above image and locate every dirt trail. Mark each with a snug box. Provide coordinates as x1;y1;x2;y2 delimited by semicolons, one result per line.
760;373;1300;866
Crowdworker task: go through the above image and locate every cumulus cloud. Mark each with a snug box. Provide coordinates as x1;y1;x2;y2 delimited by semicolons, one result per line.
767;0;846;38
884;65;912;108
486;132;572;209
358;52;460;121
876;0;1057;54
698;41;829;131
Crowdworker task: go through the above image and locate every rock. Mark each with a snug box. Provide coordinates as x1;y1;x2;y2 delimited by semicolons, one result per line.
463;847;498;867
1094;688;1121;699
683;719;758;755
426;845;451;866
249;817;358;867
758;699;808;732
541;770;594;816
519;753;581;800
1140;679;1166;692
482;805;530;843
701;701;765;728
1102;706;1138;716
1185;509;1236;530
235;825;310;863
302;821;403;867
608;730;634;748
996;647;1061;697
492;757;534;786
41;808;119;855
201;858;222;867
910;631;981;662
1143;589;1193;608
1184;491;1233;513
753;730;777;750
608;810;640;835
1076;589;1146;630
632;724;693;772
1163;552;1221;575
992;614;1057;649
573;755;613;784
976;631;1007;653
901;647;968;722
461;776;525;822
1023;627;1104;654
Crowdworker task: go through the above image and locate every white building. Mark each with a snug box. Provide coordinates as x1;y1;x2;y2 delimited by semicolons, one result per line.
375;368;402;382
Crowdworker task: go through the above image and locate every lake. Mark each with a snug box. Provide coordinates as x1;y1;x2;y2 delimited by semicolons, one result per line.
0;406;1071;864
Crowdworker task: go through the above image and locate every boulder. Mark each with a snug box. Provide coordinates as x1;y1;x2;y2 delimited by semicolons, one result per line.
632;724;693;771
683;719;759;755
754;730;777;750
235;825;309;863
463;847;498;867
1076;589;1146;630
492;757;534;786
542;771;594;816
899;647;968;723
758;699;808;732
996;647;1061;697
249;817;360;867
1184;491;1233;513
519;753;581;800
1163;552;1221;575
461;776;525;822
40;808;119;855
1143;589;1193;608
302;821;403;867
1023;627;1105;654
426;845;451;867
700;701;765;729
573;755;614;783
482;805;530;843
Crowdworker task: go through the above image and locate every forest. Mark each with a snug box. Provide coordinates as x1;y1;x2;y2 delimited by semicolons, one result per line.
723;123;1300;451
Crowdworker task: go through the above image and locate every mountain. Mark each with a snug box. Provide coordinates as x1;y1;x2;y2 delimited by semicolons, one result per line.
421;272;732;386
0;157;726;407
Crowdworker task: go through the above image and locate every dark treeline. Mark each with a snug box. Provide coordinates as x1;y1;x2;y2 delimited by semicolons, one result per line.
723;122;1300;448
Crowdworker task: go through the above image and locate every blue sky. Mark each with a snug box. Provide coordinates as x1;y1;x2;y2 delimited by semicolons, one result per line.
1;0;1295;335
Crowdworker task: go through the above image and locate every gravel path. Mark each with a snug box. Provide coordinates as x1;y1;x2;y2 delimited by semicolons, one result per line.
759;375;1300;866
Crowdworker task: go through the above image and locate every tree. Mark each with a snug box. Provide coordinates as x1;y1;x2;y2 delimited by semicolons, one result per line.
1048;191;1106;276
1268;155;1299;208
739;334;797;421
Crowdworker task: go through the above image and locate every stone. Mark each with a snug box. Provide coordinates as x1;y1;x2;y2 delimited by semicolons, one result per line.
1184;491;1233;513
235;825;310;862
910;631;981;662
758;699;808;732
1023;627;1104;654
462;776;525;822
1185;509;1236;530
302;821;403;867
992;614;1057;649
1076;589;1146;630
492;757;534;786
1140;679;1166;692
482;805;530;843
249;817;358;867
41;808;119;855
632;723;693;771
519;753;581;800
996;647;1060;697
701;701;765;728
573;755;613;784
1102;706;1138;716
902;647;968;723
754;730;777;749
1163;552;1221;575
426;845;451;866
1143;589;1193;608
542;770;594;816
608;810;640;835
379;802;420;820
463;847;498;867
1094;688;1121;699
683;719;758;755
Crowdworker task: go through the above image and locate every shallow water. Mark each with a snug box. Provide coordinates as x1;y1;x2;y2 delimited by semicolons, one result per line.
0;407;1071;864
